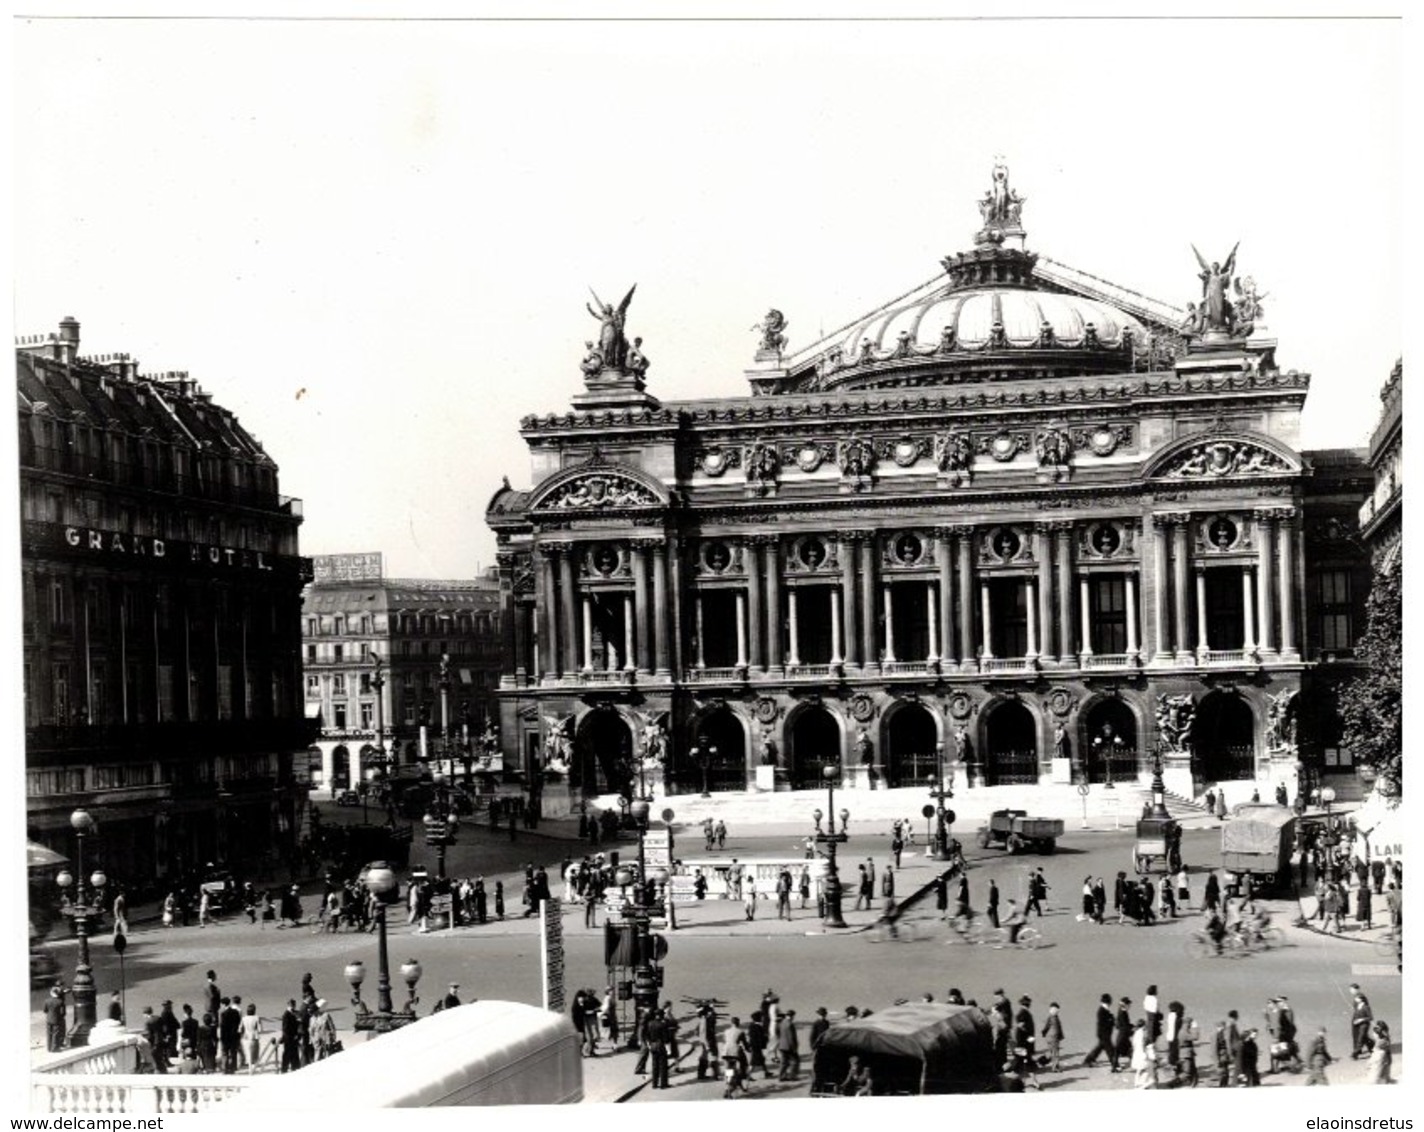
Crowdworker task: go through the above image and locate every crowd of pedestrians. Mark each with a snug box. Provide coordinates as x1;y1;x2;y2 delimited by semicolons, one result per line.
130;968;339;1075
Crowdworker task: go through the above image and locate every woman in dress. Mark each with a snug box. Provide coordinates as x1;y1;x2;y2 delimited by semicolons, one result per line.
239;1003;264;1072
1080;877;1095;922
1365;1022;1392;1084
162;892;176;929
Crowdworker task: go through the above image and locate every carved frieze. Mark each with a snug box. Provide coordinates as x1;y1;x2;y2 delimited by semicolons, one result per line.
743;442;780;484
979;430;1029;462
1197;513;1253;553
1072;423;1134;457
980;525;1030;565
933;431;975;485
1163;441;1292;479
877;435;929;468
838;437;877;478
541;472;661;510
783;440;835;473
696;447;740;477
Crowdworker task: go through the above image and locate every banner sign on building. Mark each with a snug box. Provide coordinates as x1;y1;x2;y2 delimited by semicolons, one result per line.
312;552;384;584
540;897;565;1013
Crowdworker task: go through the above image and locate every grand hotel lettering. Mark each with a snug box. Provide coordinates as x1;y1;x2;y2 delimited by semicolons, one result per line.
57;524;278;573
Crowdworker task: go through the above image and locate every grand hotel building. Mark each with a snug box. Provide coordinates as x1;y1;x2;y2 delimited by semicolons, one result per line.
487;171;1370;804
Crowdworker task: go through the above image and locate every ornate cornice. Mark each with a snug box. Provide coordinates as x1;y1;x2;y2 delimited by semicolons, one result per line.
515;370;1310;434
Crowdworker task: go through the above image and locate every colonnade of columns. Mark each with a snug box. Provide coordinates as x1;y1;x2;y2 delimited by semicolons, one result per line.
1148;507;1297;658
509;507;1300;683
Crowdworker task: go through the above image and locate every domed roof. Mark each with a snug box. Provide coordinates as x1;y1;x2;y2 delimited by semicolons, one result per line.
839;283;1146;357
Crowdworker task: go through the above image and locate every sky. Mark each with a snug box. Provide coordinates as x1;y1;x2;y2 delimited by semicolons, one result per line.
10;14;1403;583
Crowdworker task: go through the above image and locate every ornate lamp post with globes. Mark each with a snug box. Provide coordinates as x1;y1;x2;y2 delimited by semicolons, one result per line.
811;763;851;928
345;862;423;1033
55;809;105;1046
927;743;957;860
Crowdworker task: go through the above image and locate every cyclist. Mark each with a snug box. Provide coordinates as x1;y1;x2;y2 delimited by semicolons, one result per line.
1002;898;1027;946
1204;907;1228;955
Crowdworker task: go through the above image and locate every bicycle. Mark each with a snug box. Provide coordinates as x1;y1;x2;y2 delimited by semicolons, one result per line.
991;924;1042;949
1184;930;1242;958
872;918;921;943
946;913;996;946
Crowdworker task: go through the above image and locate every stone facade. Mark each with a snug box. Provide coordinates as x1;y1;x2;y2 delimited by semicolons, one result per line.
17;319;312;883
486;175;1369;805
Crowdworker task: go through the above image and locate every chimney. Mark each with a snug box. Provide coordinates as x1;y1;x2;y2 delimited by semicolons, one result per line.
57;316;80;365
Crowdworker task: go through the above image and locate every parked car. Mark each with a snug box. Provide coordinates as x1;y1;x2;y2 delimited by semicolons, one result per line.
335;789;362;807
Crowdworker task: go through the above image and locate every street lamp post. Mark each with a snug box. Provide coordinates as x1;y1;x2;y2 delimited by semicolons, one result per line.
438;653;452;780
927;744;957;860
812;764;850;928
55;809;105;1046
1320;786;1339;882
1149;744;1171;820
346;862;422;1033
423;768;452;883
370;654;387;767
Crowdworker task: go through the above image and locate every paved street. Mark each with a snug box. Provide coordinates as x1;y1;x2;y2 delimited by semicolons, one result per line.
29;817;1401;1100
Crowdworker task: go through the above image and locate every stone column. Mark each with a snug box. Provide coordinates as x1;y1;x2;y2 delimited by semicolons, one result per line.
765;538;784;673
539;548;560;679
839;532;860;668
1126;572;1139;656
581;596;594;672
1277;508;1297;655
735;592;748;668
1169;514;1190;660
1194;567;1209;654
956;527;975;666
1079;577;1093;657
926;583;939;664
632;542;652;674
829;588;843;665
979;580;994;660
1254;510;1276;653
745;538;764;673
1054;523;1075;663
1150;516;1170;662
558;546;579;677
1025;579;1039;659
882;585;897;663
934;527;954;665
623;594;635;671
1242;567;1256;651
859;536;878;671
1034;524;1054;663
651;544;670;676
787;588;801;667
694;593;706;668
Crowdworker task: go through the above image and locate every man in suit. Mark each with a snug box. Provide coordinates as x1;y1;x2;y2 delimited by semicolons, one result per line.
1349;985;1373;1058
218;996;242;1073
987;879;1001;928
142;1006;169;1073
1081;992;1118;1071
279;999;303;1073
43;985;67;1052
777;1009;801;1081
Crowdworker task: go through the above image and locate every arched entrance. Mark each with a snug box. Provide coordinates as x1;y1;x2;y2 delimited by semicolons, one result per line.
1080;699;1139;784
1192;693;1257;783
688;707;749;794
982;701;1038;786
788;705;841;789
883;702;939;788
331;745;351;791
574;708;634;797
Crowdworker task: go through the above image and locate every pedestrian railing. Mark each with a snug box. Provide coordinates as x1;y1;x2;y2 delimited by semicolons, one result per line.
32;1075;252;1115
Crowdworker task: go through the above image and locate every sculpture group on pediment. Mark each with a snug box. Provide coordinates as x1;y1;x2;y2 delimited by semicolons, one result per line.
1265;689;1297;752
838;437;877;479
1155;694;1196;754
753;309;789;357
744;442;780;485
1165;441;1290;479
1035;427;1073;469
585;284;637;373
545;472;659;509
933;431;975;480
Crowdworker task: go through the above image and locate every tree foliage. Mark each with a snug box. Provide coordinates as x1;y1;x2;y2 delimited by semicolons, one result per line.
1339;557;1402;797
